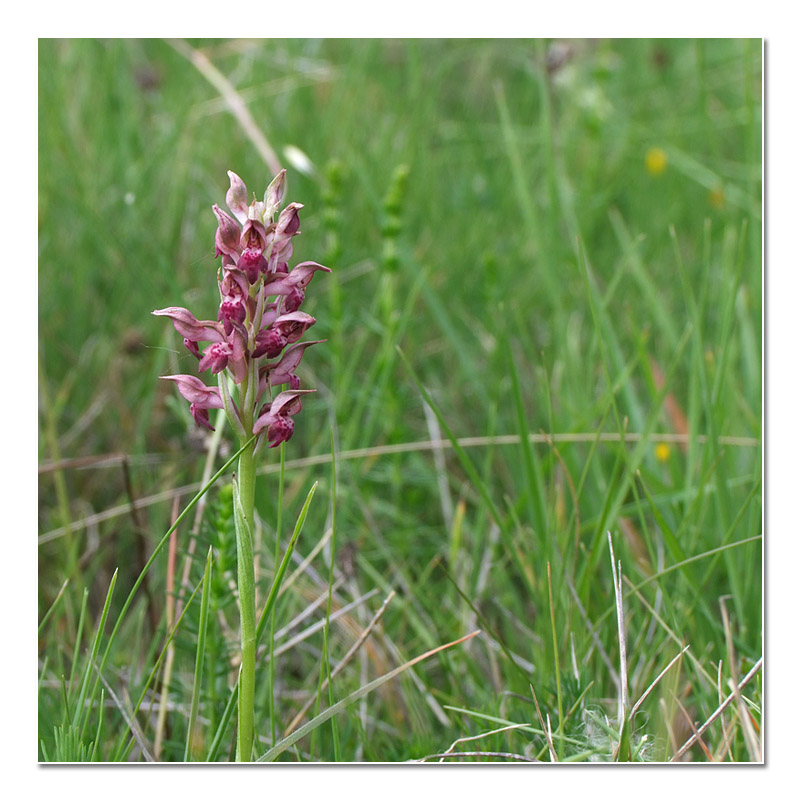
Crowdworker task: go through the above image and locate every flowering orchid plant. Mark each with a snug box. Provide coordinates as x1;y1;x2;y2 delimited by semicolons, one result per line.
154;169;329;446
154;170;329;760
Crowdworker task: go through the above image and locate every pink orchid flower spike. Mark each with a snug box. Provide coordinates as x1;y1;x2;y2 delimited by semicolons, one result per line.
154;169;329;448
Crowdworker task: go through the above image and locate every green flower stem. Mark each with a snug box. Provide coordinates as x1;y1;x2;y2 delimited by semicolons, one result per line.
234;437;257;761
232;363;259;762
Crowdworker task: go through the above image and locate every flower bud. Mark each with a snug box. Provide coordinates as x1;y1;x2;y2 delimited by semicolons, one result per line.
226;171;249;224
213;204;241;258
264;169;287;218
275;202;303;238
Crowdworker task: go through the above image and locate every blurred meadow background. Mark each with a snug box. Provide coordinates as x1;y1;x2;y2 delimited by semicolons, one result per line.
38;38;762;762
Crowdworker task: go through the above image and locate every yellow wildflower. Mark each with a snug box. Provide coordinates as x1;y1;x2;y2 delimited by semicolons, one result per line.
709;187;725;208
655;442;671;462
645;147;668;176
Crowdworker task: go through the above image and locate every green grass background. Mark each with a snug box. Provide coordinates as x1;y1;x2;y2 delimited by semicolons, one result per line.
38;38;762;762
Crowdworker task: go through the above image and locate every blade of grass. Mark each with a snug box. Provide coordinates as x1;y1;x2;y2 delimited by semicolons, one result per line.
442;705;586;749
38;579;69;637
184;546;214;761
577;240;646;434
507;342;547;542
255;482;318;644
530;685;557;762
267;442;286;747
586;533;762;643
608;533;631;761
396;346;505;533
67;588;89;699
75;569;118;737
546;562;565;759
89;689;105;762
114;568;207;761
671;657;763;761
609;208;681;351
284;590;396;736
166;39;281;174
343;255;429;450
321;430;340;760
39;352;77;593
442;563;531;683
257;630;481;762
